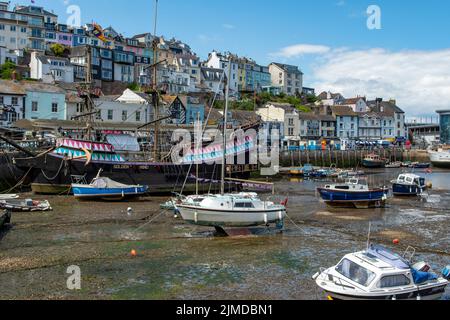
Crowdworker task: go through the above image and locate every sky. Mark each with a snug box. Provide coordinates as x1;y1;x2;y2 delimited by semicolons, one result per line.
15;0;450;118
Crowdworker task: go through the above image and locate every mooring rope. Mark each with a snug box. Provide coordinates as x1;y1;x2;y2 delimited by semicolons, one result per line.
1;167;33;194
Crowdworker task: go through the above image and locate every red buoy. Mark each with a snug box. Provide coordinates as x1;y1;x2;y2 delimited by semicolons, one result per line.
393;239;400;245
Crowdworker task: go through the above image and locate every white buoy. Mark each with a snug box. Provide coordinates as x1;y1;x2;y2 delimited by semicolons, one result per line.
264;214;268;225
195;212;198;223
417;294;421;301
278;211;283;221
127;207;133;216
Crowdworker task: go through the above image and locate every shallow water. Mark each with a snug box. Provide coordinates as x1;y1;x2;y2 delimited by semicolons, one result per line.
0;168;449;300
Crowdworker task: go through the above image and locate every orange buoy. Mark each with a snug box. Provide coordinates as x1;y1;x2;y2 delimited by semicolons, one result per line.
393;239;400;245
130;249;137;257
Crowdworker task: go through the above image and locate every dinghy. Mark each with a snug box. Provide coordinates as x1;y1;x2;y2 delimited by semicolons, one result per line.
0;199;52;212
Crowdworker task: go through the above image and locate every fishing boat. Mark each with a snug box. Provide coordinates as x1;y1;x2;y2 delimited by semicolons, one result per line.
71;174;149;201
0;199;52;212
428;148;450;168
391;174;427;196
176;192;286;228
313;244;449;300
317;178;388;209
0;210;11;229
362;154;386;168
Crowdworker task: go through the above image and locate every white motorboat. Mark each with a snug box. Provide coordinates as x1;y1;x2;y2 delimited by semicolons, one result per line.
176;192;286;227
428;148;450;168
391;173;427;196
313;244;449;300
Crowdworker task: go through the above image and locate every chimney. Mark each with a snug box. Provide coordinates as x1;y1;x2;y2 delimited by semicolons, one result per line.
327;91;332;100
11;70;17;81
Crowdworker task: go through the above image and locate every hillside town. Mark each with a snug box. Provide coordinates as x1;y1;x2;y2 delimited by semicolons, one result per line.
0;1;410;149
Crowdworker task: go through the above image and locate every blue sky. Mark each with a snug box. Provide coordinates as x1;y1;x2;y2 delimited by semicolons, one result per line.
15;0;450;116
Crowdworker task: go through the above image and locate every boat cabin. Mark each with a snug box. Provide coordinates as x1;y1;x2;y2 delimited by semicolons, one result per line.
394;174;425;187
325;179;369;192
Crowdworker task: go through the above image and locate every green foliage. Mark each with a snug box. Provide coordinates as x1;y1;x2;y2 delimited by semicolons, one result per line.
128;82;140;91
50;43;67;57
213;92;316;112
0;61;21;80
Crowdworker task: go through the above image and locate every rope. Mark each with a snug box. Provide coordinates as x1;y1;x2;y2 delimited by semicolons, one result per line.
40;158;66;182
1;167;32;194
132;209;167;233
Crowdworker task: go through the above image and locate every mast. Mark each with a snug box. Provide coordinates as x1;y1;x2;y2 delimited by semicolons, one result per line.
221;58;232;195
151;0;160;161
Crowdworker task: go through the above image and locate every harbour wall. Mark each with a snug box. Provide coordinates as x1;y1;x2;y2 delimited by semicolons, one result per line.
279;149;431;168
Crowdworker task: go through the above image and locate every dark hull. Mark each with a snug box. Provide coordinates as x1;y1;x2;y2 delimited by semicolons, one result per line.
318;188;387;209
362;160;385;168
393;183;426;196
0;152;25;192
14;153;250;195
0;210;11;228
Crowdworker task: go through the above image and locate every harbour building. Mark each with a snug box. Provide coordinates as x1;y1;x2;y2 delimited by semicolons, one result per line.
437;110;450;144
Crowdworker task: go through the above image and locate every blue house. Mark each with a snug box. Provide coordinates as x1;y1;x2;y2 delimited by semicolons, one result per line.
332;105;359;140
184;97;205;125
23;82;67;120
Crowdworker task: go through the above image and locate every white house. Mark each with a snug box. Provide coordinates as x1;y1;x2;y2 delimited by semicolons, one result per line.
94;89;150;125
317;91;346;106
343;97;368;112
30;51;74;83
206;51;239;98
0;79;25;128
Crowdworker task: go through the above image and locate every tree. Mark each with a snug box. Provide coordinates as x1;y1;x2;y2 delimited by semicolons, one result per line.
0;61;20;80
50;43;66;57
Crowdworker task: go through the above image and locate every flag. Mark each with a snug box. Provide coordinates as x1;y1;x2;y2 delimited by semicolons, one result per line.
92;23;108;43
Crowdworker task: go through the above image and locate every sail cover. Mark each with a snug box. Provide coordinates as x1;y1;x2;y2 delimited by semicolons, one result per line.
106;135;140;152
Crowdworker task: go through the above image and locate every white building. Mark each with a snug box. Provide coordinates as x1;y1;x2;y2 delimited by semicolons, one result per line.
317;91;346;106
206;51;239;98
268;63;303;96
94;89;150;125
200;67;224;97
29;51;74;83
0;79;25;128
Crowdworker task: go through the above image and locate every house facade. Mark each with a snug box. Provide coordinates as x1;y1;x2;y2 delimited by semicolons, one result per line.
0;79;25;127
269;63;303;96
206;51;239;98
30;51;74;83
332;106;359;140
22;81;66;120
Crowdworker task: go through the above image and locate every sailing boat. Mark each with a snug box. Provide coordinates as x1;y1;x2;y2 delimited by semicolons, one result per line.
175;62;287;228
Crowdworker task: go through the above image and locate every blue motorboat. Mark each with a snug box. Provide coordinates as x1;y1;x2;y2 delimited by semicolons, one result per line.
391;173;427;196
72;176;148;200
317;178;388;209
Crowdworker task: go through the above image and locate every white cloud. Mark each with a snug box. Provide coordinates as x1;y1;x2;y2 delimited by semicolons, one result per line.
222;24;235;30
309;48;450;116
271;44;331;59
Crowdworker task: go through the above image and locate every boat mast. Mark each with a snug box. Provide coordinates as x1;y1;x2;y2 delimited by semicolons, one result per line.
152;0;160;161
221;58;232;195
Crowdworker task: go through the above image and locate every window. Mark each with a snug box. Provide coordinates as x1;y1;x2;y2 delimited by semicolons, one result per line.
51;103;58;113
336;259;376;287
21;27;26;33
0;24;4;30
11;97;18;105
107;110;113;120
378;275;411;288
136;111;141;122
288;128;294;136
10;37;16;44
10;25;16;32
288;118;294;126
122;110;127;121
32;101;38;112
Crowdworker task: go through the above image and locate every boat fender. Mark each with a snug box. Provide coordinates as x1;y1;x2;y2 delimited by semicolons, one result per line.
264;214;268;225
278;212;283;221
442;266;450;280
194;212;198;224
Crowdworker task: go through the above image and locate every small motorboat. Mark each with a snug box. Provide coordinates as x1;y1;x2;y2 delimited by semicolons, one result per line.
71;175;148;201
391;173;427;196
386;162;402;169
0;199;52;212
362;154;386;168
409;162;431;169
317;178;388;209
175;192;287;228
0;210;11;228
313;244;450;300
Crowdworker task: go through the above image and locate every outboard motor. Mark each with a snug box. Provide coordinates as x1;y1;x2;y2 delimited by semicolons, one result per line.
442;266;450;281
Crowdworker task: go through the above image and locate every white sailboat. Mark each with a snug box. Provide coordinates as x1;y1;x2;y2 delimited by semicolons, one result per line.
175;62;287;229
428;147;450;168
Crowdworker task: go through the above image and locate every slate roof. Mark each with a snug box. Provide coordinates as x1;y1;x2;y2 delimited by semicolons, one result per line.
331;105;358;116
0;80;26;95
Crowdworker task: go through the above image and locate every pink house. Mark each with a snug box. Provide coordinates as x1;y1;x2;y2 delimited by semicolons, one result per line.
57;33;73;46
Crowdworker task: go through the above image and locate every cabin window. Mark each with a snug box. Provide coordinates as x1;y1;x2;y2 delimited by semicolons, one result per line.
378;275;411;288
234;202;254;208
336;259;376;287
335;186;350;190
